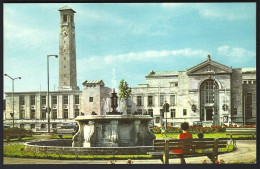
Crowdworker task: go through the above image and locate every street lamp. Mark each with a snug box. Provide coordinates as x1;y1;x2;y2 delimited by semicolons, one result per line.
4;74;21;128
47;55;58;133
163;101;169;128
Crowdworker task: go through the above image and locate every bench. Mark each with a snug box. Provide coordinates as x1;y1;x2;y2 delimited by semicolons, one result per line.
148;138;228;164
226;128;256;146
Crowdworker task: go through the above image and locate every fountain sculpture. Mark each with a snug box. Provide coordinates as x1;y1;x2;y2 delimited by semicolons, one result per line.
72;89;155;147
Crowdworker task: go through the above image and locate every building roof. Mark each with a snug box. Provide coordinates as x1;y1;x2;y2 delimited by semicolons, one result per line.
82;80;104;85
146;70;179;77
242;68;256;73
58;5;76;13
186;55;233;75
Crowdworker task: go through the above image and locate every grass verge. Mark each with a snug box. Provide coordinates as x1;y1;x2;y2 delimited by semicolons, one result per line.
4;144;234;160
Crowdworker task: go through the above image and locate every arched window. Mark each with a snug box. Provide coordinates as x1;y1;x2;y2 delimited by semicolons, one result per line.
200;79;219;121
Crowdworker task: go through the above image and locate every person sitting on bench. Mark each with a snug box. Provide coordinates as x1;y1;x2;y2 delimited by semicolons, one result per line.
172;122;193;164
195;133;204;153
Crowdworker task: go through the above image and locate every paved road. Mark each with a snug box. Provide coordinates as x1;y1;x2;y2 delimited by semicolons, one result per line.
3;140;256;164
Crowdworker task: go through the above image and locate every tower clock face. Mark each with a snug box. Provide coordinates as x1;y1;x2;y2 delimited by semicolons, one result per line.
62;27;68;37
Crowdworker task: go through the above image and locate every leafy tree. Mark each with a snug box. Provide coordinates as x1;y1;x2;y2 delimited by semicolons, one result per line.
118;79;132;101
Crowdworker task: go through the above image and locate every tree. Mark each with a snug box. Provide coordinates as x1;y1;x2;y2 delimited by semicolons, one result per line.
118;79;132;101
118;79;132;114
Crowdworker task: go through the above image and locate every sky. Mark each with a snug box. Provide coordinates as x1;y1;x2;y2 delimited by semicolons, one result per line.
3;3;256;96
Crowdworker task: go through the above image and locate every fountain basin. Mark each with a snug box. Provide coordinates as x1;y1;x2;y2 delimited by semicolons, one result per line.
24;140;153;155
72;115;155;147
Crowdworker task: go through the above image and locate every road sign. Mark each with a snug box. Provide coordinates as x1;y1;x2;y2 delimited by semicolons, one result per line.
163;103;170;112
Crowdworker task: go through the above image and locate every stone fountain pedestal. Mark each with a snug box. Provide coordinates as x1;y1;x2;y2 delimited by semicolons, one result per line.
72;115;155;147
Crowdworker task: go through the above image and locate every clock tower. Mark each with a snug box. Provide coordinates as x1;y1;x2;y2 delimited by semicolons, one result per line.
58;5;78;91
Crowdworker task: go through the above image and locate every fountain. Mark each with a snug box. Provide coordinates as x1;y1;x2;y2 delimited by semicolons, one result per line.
72;89;155;147
24;89;155;155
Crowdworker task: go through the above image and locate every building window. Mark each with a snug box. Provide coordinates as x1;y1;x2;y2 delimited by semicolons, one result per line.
42;109;46;119
243;81;247;84
20;110;25;119
183;109;187;116
75;109;79;118
52;96;57;105
64;109;68;119
52;109;57;119
31;109;35;119
41;96;46;105
63;95;68;104
148;96;153;106
233;108;237;115
31;124;35;129
41;124;46;129
20;124;24;129
148;109;153;117
19;96;25;105
126;97;132;107
248;81;252;84
160;95;165;106
71;15;74;22
52;123;57;129
63;14;67;22
137;96;142;106
30;95;36;105
175;83;178;87
137;109;142;115
171;109;176;118
155;117;160;123
253;81;256;84
170;95;176;106
75;95;80;104
89;97;93;102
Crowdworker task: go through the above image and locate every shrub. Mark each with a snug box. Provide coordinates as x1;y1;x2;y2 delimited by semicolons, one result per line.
4;127;33;140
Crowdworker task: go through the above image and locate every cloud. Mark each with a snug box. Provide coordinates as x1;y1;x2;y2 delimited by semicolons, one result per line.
161;3;255;20
217;46;255;58
4;6;57;50
82;48;208;64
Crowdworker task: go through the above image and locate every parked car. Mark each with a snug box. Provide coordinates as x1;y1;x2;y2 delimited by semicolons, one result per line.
57;122;77;129
193;121;203;127
55;122;77;138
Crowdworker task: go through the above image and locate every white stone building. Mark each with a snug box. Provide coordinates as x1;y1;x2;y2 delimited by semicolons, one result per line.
129;55;256;127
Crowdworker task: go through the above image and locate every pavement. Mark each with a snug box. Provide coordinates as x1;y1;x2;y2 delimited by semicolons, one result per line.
3;138;256;164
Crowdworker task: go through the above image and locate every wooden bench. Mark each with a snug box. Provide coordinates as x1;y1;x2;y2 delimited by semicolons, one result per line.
148;138;228;164
226;128;256;146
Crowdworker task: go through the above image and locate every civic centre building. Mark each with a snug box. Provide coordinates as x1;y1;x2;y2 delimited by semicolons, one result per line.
3;6;256;131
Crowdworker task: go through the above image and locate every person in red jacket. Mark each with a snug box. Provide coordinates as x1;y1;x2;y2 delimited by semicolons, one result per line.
172;122;192;164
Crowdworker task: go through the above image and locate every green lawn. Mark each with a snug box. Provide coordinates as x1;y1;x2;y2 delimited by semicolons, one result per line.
50;135;73;139
3;144;234;160
3;137;35;142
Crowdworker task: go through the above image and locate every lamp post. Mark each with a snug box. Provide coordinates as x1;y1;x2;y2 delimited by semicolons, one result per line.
4;74;21;128
163;101;169;128
47;55;58;133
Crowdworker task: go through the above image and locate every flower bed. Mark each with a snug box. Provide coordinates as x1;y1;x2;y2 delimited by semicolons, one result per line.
150;124;255;134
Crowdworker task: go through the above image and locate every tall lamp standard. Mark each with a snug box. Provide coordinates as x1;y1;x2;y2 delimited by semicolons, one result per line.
47;55;58;133
4;74;21;128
